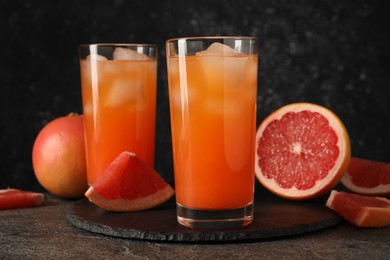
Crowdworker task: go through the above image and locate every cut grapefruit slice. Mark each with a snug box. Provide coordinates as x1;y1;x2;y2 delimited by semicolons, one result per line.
255;102;351;200
85;151;174;212
326;190;390;227
0;189;44;210
341;157;390;196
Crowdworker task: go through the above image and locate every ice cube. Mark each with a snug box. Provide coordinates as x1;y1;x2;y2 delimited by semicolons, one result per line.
196;42;243;56
195;43;248;86
196;47;249;89
104;79;146;109
113;47;150;60
86;54;108;61
169;83;200;111
202;97;242;116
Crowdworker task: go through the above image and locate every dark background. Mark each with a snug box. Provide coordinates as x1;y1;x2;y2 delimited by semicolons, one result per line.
1;0;389;192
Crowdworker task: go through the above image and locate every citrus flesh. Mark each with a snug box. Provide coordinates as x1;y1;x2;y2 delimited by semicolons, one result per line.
85;151;174;212
341;157;390;196
0;189;44;210
326;190;390;227
255;103;351;200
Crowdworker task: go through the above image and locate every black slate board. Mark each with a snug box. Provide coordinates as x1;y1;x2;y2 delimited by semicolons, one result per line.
66;192;342;243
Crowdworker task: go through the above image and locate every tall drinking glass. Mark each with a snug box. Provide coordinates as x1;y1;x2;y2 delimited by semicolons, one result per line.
79;44;157;184
166;37;258;228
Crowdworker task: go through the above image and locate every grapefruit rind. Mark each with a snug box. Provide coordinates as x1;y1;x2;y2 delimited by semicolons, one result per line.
326;190;390;227
255;103;351;200
85;185;174;212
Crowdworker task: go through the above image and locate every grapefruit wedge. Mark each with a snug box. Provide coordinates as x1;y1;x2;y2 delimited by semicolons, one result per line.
326;190;390;227
341;157;390;196
85;152;174;212
255;103;351;200
0;189;44;210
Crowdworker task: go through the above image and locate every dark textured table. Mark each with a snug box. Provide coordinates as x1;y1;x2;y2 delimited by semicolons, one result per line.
1;193;389;259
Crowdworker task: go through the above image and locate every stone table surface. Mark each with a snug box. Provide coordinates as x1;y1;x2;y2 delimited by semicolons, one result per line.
1;194;389;259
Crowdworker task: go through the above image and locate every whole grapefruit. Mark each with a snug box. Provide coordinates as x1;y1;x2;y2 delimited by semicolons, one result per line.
32;113;88;198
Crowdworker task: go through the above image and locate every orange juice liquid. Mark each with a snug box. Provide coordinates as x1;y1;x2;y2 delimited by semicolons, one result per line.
168;55;257;210
80;59;157;184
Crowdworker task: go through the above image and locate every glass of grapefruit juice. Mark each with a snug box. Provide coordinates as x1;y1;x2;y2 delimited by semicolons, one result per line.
166;37;258;228
79;44;157;184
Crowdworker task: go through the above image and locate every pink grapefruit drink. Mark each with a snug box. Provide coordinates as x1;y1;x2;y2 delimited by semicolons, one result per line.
80;44;157;184
166;37;258;228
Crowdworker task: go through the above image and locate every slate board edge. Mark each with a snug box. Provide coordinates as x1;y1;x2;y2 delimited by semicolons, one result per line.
66;200;343;243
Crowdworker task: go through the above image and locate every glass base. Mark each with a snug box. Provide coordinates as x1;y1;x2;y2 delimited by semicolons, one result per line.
176;202;254;229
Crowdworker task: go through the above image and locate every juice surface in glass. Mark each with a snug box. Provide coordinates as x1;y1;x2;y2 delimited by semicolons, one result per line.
167;48;258;210
80;49;157;184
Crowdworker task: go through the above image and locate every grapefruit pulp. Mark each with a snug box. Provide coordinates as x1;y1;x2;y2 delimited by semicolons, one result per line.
0;189;44;210
341;157;390;196
255;102;351;200
85;151;174;212
326;190;390;227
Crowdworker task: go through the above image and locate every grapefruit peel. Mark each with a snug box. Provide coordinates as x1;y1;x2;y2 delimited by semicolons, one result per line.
255;103;351;200
85;151;174;212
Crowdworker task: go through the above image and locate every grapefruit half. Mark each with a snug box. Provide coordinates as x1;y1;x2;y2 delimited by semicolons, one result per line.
255;102;351;200
85;151;174;212
326;190;390;227
341;157;390;196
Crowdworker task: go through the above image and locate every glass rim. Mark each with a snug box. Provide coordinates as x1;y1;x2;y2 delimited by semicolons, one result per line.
79;43;157;48
166;36;257;44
